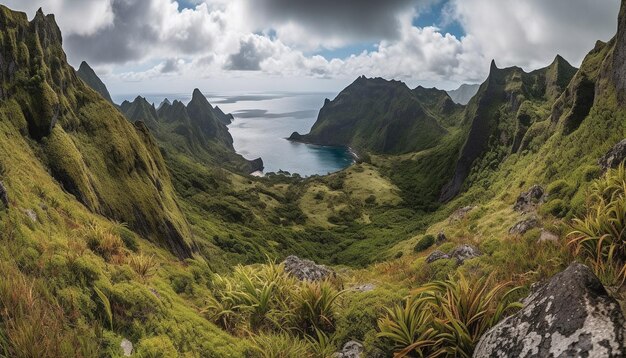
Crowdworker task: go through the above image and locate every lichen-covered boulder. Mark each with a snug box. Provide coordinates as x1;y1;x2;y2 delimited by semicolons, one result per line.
282;255;335;281
449;244;481;264
426;250;449;264
473;263;626;357
334;341;364;358
514;185;545;212
509;218;540;235
599;139;626;172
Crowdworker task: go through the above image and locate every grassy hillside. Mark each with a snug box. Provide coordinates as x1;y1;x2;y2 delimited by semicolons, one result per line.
0;2;626;358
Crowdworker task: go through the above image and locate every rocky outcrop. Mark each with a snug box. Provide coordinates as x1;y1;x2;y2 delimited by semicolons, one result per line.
120;338;134;357
282;255;335;281
245;157;264;173
334;341;364;358
426;245;481;265
426;250;449;263
509;218;540;235
599;139;626;172
514;185;545;212
448;206;474;223
474;263;626;357
449;245;481;264
538;230;560;244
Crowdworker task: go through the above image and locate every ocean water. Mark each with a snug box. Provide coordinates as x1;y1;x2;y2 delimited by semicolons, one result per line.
113;92;354;176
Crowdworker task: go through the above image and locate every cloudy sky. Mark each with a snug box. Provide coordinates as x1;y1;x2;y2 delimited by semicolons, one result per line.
3;0;620;95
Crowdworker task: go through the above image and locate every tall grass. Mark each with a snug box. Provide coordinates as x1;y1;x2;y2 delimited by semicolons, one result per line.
569;164;626;286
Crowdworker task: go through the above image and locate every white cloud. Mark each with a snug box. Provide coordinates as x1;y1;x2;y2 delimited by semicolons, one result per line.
3;0;621;93
448;0;620;70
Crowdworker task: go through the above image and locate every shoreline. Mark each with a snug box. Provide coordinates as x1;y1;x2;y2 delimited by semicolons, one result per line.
286;136;359;162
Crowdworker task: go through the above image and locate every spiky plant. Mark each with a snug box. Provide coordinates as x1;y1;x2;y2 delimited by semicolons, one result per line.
378;274;521;357
569;163;626;285
292;281;343;335
377;297;439;357
305;328;337;358
128;254;159;281
250;333;311;358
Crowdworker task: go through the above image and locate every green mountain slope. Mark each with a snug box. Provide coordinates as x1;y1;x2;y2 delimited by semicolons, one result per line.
440;56;578;201
0;6;193;258
289;76;461;154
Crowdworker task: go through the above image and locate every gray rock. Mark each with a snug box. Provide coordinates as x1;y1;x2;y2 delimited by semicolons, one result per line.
334;341;363;358
509;218;540;235
120;338;133;356
449;206;474;223
352;283;375;292
514;185;545;212
0;181;7;208
449;245;481;264
538;230;560;244
473;263;626;358
426;250;450;264
282;255;335;281
24;209;37;223
599;139;626;172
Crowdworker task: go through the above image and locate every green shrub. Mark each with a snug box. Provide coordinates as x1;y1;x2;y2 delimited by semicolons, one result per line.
414;235;435;253
546;179;576;200
137;336;178;358
540;199;568;218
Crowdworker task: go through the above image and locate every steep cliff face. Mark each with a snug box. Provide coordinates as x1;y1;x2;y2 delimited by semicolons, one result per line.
0;6;193;258
117;90;263;174
440;57;577;202
76;61;113;103
613;0;626;104
289;76;452;154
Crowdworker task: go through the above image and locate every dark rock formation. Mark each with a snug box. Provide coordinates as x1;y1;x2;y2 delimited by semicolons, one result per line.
474;263;626;357
426;250;449;264
437;231;447;243
76;61;113;103
246;158;264;173
449;244;481;264
514;185;545;212
334;341;364;358
562;74;595;135
613;0;626;104
509;218;540;235
282;255;335;281
599;139;626;172
441;57;576;202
